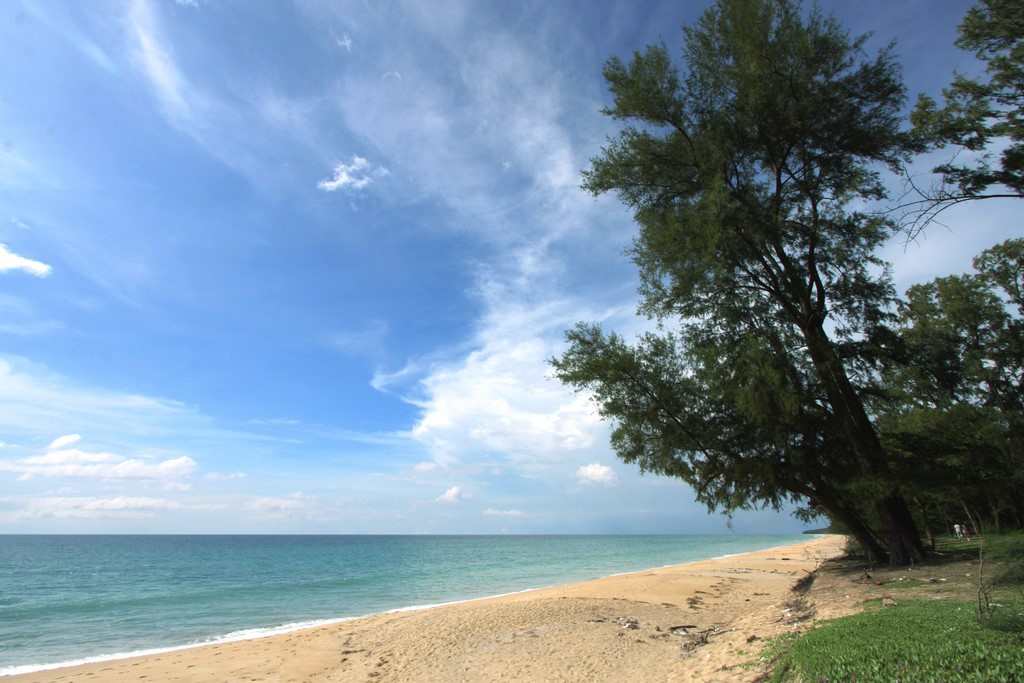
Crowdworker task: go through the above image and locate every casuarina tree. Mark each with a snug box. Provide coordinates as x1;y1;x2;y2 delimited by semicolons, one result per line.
553;0;926;563
908;0;1024;235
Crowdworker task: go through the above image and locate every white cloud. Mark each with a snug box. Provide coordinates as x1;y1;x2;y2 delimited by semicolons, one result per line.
320;4;638;479
206;471;247;480
317;156;386;192
408;298;613;469
435;485;464;504
0;244;51;277
412;461;440;473
247;417;300;426
0;448;196;481
576;463;617;485
247;493;309;516
23;448;121;465
13;496;182;519
483;507;524;517
334;32;352;52
2;435;195;482
48;434;81;450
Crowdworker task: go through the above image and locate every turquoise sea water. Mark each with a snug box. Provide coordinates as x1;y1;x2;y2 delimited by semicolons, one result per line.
0;534;803;675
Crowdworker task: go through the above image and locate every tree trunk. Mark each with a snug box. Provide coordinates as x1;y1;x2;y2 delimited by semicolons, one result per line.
914;497;936;551
878;492;923;565
808;485;889;563
989;499;1002;534
1009;501;1022;530
801;323;923;564
828;505;888;564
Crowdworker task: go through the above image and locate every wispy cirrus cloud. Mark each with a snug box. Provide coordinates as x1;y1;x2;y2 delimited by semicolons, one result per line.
206;471;247;481
124;0;335;191
310;0;638;487
483;507;524;517
247;492;312;517
8;496;183;520
19;1;117;74
326;319;390;355
0;294;62;337
129;0;190;120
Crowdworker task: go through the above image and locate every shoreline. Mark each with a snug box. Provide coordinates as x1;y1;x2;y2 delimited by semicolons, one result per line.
1;537;806;677
7;534;845;682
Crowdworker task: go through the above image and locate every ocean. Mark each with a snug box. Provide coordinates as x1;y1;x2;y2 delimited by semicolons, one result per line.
0;534;803;675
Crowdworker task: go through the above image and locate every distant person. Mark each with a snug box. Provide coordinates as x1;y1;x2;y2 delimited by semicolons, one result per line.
953;523;962;539
963;523;972;540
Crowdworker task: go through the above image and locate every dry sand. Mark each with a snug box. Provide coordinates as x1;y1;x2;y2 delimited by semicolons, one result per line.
11;535;846;683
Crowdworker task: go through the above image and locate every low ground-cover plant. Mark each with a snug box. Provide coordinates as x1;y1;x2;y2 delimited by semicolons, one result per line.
769;600;1024;682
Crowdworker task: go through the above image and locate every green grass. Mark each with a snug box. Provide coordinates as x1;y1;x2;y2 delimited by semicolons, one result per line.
769;600;1024;683
939;530;1024;588
766;531;1024;681
936;530;1024;563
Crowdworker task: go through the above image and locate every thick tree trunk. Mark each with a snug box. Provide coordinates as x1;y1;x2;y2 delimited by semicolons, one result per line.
914;497;936;551
801;323;923;564
878;492;924;565
989;499;1002;534
805;480;889;563
824;503;888;564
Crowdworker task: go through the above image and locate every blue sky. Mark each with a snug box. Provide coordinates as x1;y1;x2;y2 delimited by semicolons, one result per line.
0;0;1016;533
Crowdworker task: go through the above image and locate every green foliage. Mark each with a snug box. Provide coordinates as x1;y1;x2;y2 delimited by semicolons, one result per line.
910;0;1024;229
880;239;1024;538
559;0;928;564
976;238;1024;313
558;0;1024;566
770;600;1024;682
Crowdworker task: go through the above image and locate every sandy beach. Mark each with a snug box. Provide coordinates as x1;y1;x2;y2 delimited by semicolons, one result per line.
9;535;846;682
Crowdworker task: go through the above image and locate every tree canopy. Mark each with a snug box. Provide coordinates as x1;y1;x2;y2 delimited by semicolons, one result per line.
554;0;1023;565
908;0;1024;234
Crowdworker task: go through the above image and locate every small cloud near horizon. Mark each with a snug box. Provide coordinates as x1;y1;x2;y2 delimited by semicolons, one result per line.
483;507;524;517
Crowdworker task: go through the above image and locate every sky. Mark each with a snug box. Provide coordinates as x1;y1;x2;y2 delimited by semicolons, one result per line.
0;0;1016;534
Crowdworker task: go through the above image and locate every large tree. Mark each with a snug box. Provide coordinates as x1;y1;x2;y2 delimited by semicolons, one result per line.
880;239;1024;535
907;0;1024;235
554;0;926;563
